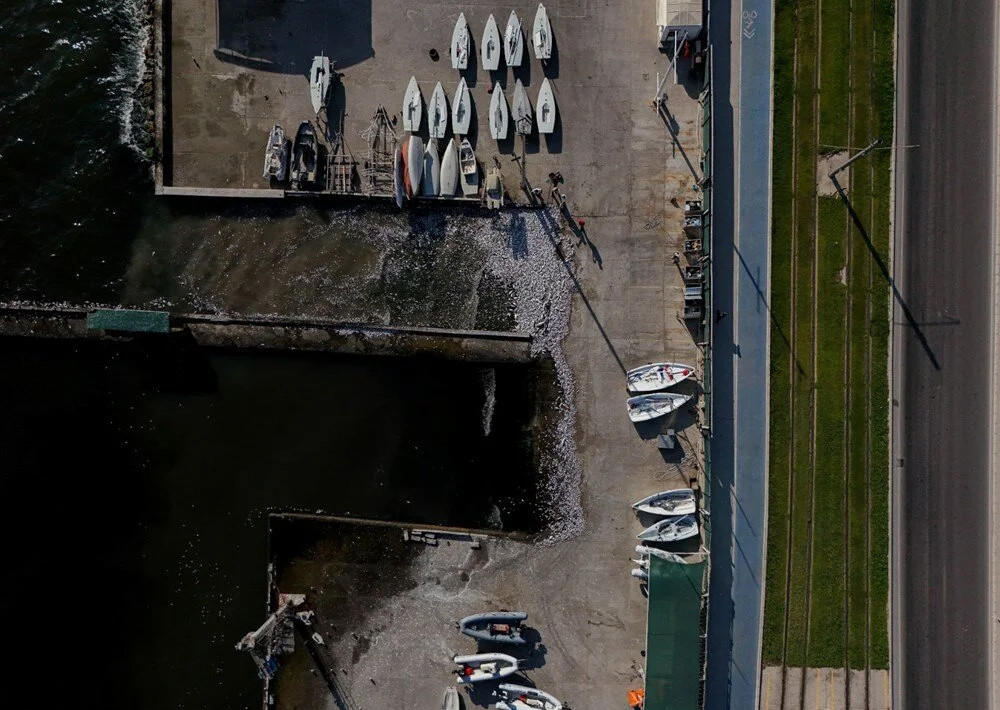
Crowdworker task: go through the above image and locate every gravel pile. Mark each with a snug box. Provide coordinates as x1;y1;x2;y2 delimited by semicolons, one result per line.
471;209;583;542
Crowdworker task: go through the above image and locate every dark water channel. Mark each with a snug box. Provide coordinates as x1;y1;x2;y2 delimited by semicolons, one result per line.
0;337;540;709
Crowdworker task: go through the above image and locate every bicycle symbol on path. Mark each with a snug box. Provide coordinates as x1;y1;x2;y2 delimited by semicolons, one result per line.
742;9;758;39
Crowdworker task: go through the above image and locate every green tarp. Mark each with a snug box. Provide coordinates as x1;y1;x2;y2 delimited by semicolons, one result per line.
87;309;170;333
645;558;705;710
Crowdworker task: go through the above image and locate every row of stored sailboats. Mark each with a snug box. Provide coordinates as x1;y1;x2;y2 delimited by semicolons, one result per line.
451;5;553;71
395;136;481;205
403;77;555;138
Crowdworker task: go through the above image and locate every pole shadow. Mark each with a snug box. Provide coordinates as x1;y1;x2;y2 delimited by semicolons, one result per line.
541;33;559;79
831;173;941;370
656;100;701;183
464;35;480;88
534;207;626;374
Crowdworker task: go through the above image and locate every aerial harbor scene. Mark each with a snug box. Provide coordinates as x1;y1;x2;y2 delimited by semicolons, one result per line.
0;2;997;710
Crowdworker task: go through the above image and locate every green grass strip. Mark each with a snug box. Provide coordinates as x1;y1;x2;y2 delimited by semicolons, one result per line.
818;0;851;147
762;0;799;666
805;198;848;667
765;0;895;673
783;0;821;668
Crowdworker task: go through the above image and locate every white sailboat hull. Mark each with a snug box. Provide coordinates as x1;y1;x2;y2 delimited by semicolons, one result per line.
512;79;533;135
626;362;696;392
452;78;471;136
489;85;509;140
532;4;553;59
535;79;556;134
626;392;691;422
451;13;469;70
310;55;330;114
632;488;697;517
504;11;524;66
429;82;448;139
440;139;459;197
407;135;424;197
482;15;501;71
636;514;699;542
402;76;422;132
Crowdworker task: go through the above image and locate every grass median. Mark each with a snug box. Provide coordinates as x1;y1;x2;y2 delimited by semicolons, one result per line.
762;0;893;672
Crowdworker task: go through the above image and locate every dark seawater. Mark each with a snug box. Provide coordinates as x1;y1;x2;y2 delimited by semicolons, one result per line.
0;0;152;301
0;336;539;709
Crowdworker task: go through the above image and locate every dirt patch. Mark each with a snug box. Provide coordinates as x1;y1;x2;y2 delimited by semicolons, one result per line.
817;151;851;196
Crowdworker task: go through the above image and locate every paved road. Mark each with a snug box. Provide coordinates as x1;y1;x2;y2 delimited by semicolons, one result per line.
705;0;773;707
892;0;997;708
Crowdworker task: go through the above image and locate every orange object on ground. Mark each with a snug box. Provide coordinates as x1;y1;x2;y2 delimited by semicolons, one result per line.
628;689;645;709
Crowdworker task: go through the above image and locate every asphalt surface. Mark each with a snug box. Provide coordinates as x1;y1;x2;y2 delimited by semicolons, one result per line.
705;0;773;706
893;0;997;707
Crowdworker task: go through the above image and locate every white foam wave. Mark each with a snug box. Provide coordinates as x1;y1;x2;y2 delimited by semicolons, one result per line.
112;0;152;159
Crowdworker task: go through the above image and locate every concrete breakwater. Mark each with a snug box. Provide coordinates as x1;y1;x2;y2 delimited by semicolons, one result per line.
0;305;533;363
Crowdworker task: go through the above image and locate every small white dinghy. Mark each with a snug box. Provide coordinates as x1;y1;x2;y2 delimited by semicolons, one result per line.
458;138;479;197
632;488;697;517
512;79;532;135
309;54;330;114
504;11;524;67
453;653;518;684
626;392;691;422
429;82;449;139
637;514;699;542
443;686;460;710
489;84;509;140
422;138;441;196
535;79;556;134
452;78;472;136
630;567;649;581
458;138;478;197
482;14;501;71
440;139;459;197
402;76;422;132
627;362;696;392
393;145;404;207
532;4;553;60
496;684;563;710
407;134;424;198
451;13;470;70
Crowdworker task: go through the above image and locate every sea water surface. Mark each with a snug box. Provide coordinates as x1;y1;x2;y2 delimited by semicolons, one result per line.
0;0;152;300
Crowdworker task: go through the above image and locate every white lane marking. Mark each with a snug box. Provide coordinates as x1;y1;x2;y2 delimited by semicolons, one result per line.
742;9;758;39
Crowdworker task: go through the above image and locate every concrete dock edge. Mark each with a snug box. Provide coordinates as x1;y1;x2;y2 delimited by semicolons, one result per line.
0;305;534;363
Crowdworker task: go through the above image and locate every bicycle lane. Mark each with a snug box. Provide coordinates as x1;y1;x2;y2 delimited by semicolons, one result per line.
705;0;772;707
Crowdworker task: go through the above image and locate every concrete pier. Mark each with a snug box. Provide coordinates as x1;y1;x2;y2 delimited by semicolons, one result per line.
0;305;533;363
